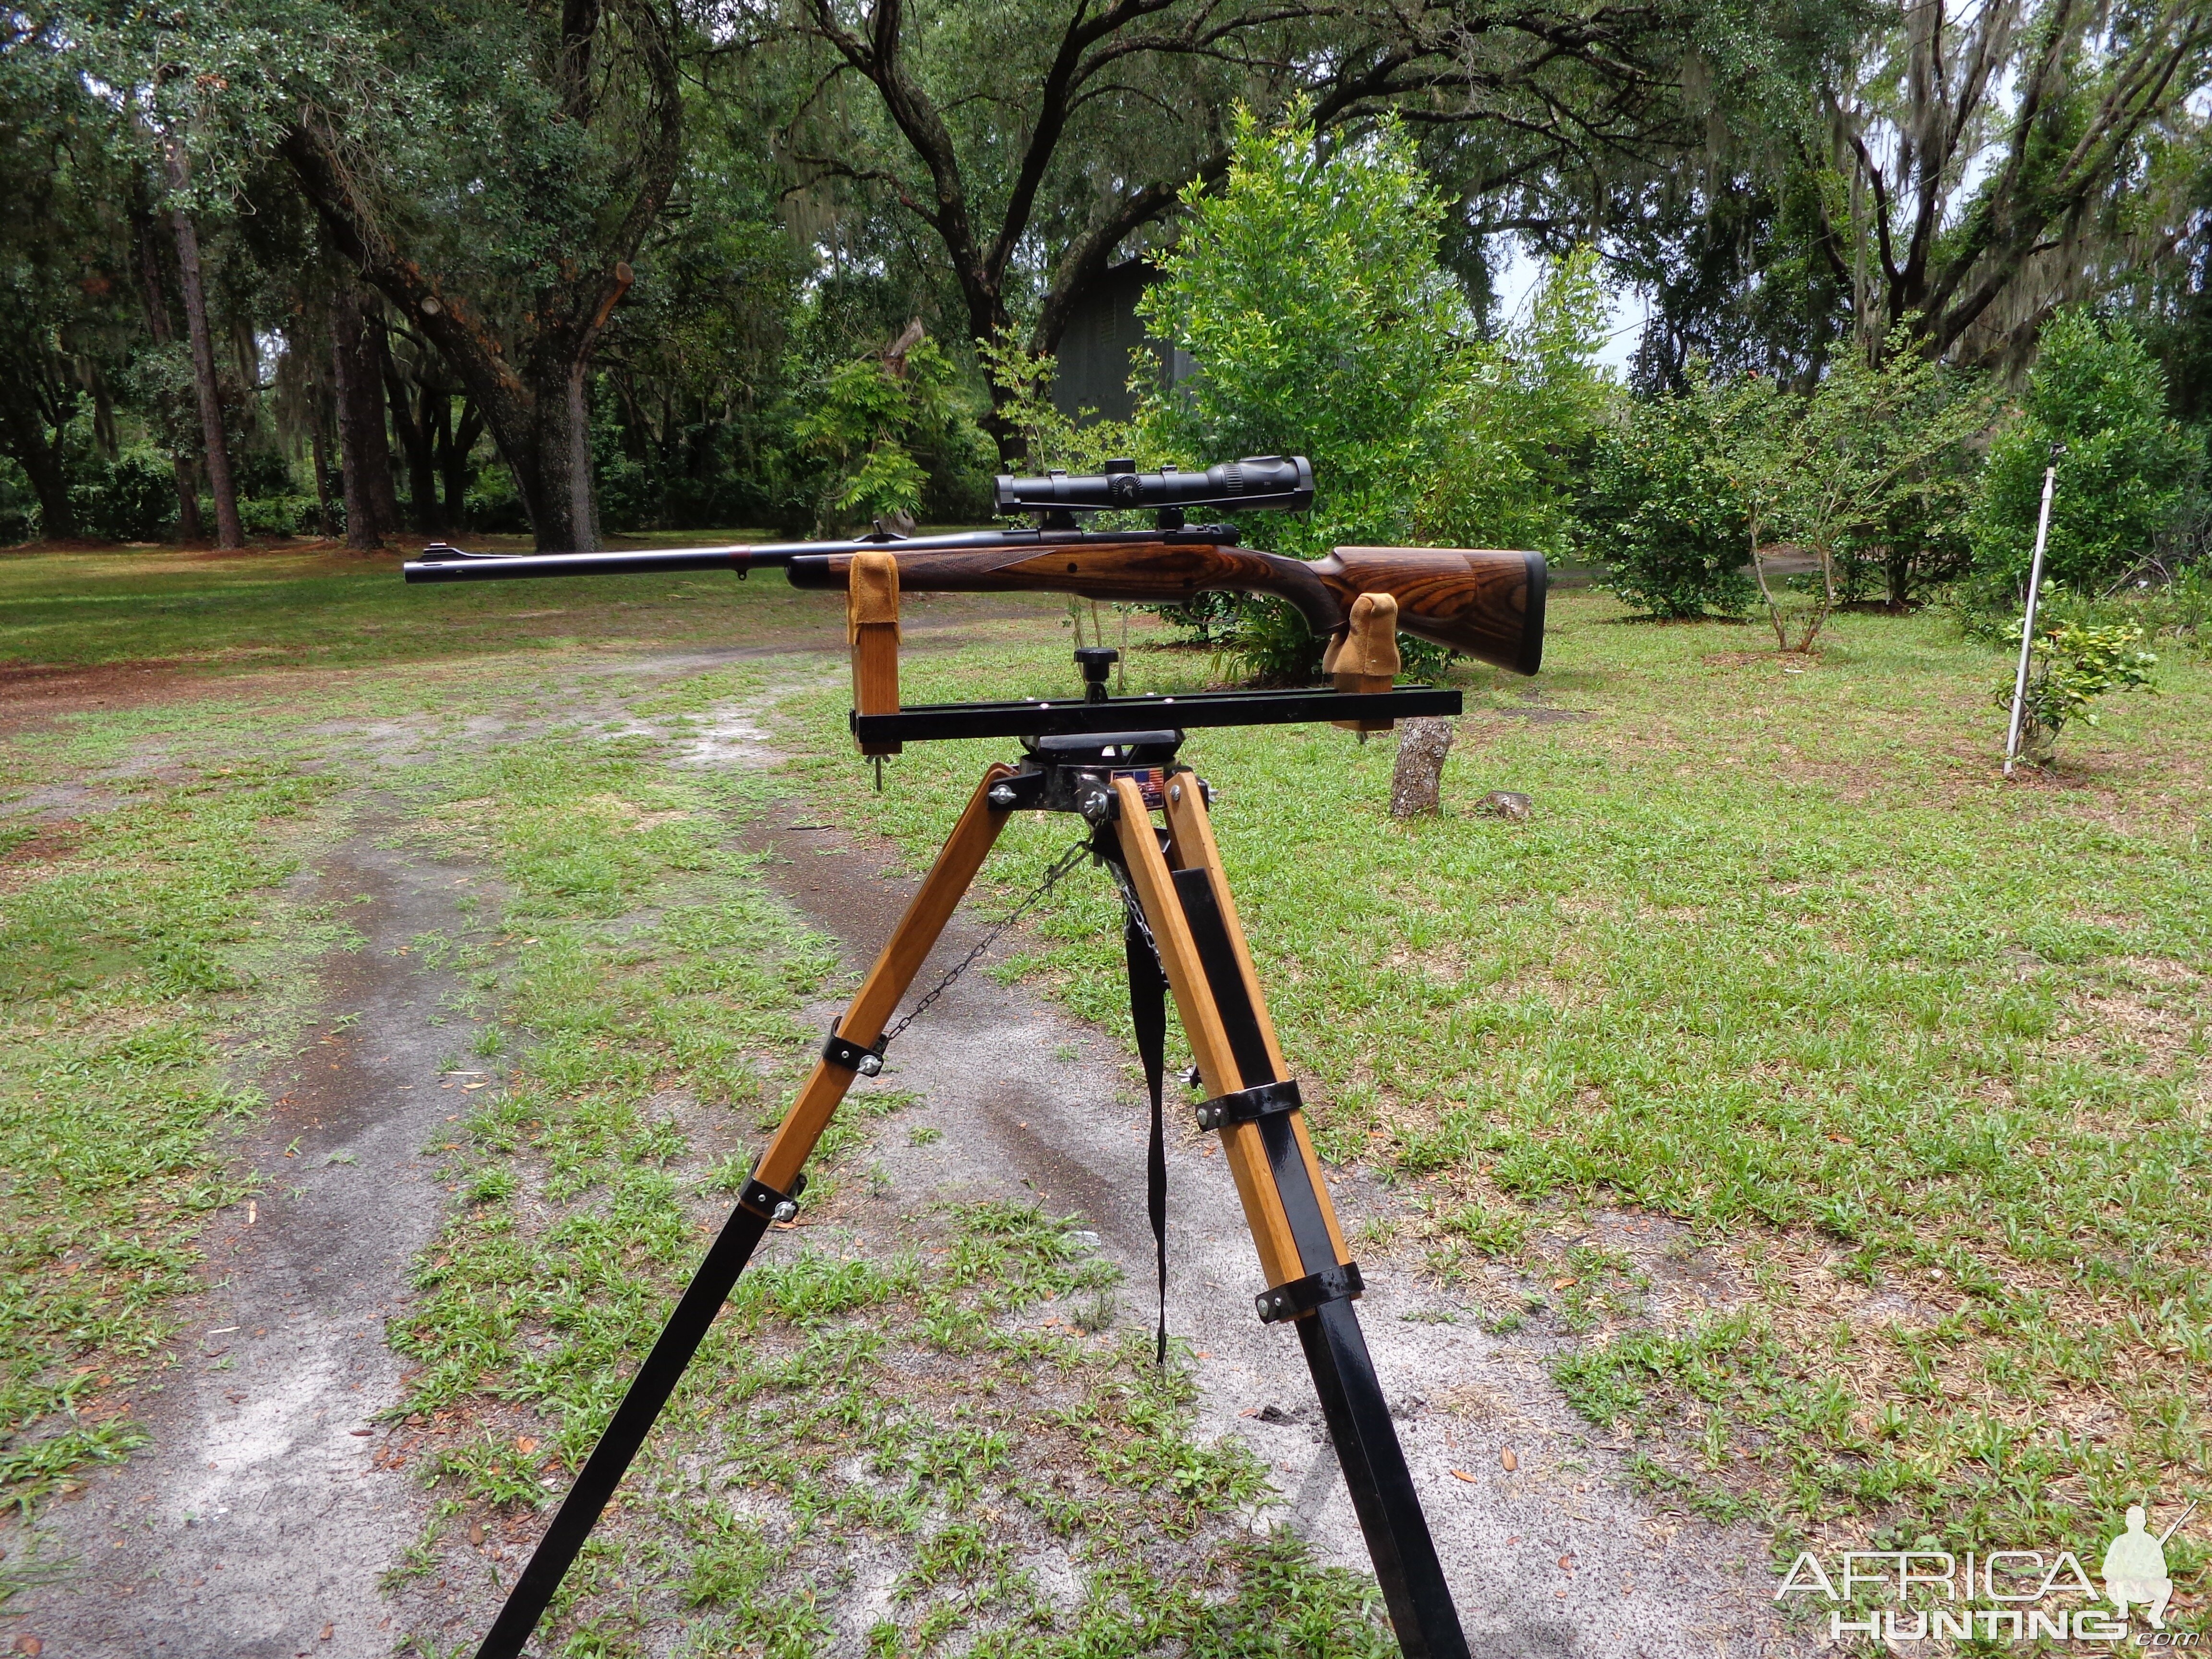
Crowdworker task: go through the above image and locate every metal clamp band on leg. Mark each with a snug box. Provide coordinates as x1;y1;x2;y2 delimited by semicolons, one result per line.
1194;1077;1301;1131
1256;1260;1364;1324
822;1021;885;1076
738;1173;802;1224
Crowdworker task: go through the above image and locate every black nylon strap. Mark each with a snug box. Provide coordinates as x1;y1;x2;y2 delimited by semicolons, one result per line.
473;1196;774;1659
1124;907;1170;1367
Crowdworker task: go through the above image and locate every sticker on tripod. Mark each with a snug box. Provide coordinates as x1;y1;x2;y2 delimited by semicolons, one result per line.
1112;767;1166;809
1774;1501;2199;1642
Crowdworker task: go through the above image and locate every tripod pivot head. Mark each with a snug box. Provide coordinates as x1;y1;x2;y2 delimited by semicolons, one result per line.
1074;646;1118;703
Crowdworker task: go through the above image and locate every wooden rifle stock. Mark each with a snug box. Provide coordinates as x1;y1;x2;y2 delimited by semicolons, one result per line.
787;542;1545;675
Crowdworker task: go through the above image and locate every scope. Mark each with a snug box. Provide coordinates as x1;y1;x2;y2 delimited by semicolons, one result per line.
994;455;1312;522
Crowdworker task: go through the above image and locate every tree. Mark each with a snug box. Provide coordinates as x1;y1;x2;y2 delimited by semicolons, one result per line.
1137;108;1471;556
1420;246;1614;557
0;25;123;542
1719;333;1995;650
1970;308;2201;593
1134;109;1606;673
772;0;1689;444
1814;0;2211;367
328;283;399;549
279;0;685;550
159;136;243;547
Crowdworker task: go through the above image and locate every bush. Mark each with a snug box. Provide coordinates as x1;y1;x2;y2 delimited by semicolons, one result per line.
238;494;318;536
467;467;531;534
1581;378;1753;619
1969;310;2200;596
1998;609;2158;765
0;455;35;543
71;448;177;542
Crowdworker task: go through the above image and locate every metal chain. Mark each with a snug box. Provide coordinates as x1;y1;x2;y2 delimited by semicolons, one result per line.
1105;856;1165;977
877;838;1095;1052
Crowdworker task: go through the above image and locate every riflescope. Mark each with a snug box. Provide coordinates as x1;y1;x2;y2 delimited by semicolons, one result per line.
994;454;1313;517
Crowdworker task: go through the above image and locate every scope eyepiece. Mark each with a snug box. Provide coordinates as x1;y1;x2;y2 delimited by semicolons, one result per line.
994;455;1312;517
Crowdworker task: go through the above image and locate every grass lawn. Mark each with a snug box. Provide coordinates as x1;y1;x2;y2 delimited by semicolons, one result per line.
772;589;2212;1590
2;537;2207;1643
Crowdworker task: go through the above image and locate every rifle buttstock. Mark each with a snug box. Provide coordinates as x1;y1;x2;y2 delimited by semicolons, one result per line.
787;541;1545;676
1316;547;1546;676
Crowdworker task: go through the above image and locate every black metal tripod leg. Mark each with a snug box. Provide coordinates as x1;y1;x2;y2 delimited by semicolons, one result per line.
1296;1300;1468;1659
474;764;1018;1658
474;1196;777;1659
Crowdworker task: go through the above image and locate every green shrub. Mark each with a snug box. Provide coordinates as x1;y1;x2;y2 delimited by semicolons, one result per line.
467;466;531;534
791;336;994;536
238;495;318;536
0;455;35;543
70;448;177;541
1969;310;2200;596
1581;377;1753;619
1998;606;2158;765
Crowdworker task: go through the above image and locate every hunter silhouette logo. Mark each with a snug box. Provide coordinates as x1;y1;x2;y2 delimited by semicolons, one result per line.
2104;1502;2195;1629
1776;1501;2200;1642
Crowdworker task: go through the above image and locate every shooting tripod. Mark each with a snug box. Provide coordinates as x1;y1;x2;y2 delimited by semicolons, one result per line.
472;670;1475;1659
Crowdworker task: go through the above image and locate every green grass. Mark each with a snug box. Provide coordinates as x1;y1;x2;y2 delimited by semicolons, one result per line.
5;544;2207;1639
0;539;830;672
0;751;349;1515
741;589;2210;1588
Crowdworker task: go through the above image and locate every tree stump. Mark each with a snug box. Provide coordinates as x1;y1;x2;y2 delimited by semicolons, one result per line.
1389;717;1456;817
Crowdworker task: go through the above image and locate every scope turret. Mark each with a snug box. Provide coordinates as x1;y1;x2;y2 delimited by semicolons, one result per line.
994;455;1312;518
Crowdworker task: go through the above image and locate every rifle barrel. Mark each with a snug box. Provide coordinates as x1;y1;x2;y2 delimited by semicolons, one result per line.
399;526;1232;584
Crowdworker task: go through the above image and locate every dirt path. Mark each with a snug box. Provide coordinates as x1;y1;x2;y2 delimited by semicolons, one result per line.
8;816;493;1659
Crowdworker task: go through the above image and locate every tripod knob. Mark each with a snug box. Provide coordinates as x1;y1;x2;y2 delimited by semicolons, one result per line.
1074;646;1118;704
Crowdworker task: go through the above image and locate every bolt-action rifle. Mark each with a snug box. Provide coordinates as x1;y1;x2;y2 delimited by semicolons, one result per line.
403;454;1546;677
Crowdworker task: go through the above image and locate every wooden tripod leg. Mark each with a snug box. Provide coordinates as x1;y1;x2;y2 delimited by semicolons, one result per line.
1112;776;1469;1659
756;761;1016;1193
474;764;1015;1659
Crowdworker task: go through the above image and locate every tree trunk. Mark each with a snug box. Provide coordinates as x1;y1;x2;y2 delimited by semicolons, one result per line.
1886;547;1912;612
310;413;336;539
360;310;404;536
0;397;78;541
162;143;243;550
384;362;444;535
170;457;204;542
330;288;400;550
438;397;483;532
331;289;389;549
511;359;601;550
128;204;206;542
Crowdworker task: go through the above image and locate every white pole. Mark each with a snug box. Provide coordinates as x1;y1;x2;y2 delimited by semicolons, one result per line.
2003;463;2059;777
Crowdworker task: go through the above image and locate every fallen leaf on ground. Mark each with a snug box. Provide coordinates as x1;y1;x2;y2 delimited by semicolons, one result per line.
1501;1448;1518;1470
515;1435;539;1454
1449;1469;1479;1483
